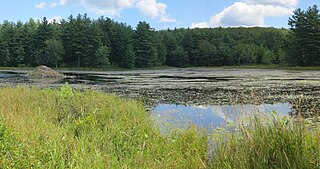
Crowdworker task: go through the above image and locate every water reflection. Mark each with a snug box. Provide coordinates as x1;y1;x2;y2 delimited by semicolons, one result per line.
0;72;21;78
152;103;293;130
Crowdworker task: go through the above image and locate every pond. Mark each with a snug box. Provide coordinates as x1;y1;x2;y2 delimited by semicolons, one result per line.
152;103;292;131
0;68;319;129
0;72;21;78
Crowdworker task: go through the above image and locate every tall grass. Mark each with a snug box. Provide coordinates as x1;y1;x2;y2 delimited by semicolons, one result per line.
0;86;207;168
209;115;320;169
0;86;319;168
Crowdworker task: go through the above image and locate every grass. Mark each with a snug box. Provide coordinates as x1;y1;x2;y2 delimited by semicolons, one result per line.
209;115;320;169
0;85;319;168
0;85;207;168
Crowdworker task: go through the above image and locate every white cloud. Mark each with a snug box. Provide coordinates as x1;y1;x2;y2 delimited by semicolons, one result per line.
211;2;293;27
136;0;176;22
50;2;58;8
160;17;176;23
192;1;295;28
59;0;70;5
191;22;209;28
59;0;176;22
35;2;46;9
84;0;136;16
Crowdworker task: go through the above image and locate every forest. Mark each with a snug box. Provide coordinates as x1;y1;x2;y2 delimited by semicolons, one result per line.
0;5;319;68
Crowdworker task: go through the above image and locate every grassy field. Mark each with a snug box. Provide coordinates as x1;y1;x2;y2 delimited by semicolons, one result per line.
0;86;319;168
0;85;207;168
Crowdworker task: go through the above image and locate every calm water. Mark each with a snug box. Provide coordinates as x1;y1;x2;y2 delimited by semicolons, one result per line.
0;72;20;78
152;103;292;130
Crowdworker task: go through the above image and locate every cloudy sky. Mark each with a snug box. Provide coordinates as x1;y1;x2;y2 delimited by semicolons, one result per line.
0;0;318;29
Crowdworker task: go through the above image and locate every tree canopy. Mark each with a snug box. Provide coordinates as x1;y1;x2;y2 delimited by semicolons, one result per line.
287;5;320;66
0;5;319;68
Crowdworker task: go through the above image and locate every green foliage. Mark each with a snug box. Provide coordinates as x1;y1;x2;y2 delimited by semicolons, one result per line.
61;14;103;67
0;6;319;68
288;5;320;66
95;45;110;67
59;82;74;99
210;115;320;169
0;120;35;168
57;83;77;123
111;23;136;68
44;39;64;67
156;36;167;66
0;88;319;168
134;21;158;67
167;46;189;67
192;39;218;66
0;87;209;168
262;49;276;64
161;27;289;67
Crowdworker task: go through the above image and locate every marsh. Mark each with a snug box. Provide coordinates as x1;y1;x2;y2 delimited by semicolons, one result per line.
1;68;319;129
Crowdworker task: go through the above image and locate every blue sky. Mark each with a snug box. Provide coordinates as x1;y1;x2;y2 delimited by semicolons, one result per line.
0;0;318;30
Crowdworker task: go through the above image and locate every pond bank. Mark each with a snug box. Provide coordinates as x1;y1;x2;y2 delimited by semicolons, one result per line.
0;87;319;168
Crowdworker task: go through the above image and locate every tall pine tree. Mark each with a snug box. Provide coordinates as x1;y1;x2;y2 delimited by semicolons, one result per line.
288;5;320;66
134;21;158;68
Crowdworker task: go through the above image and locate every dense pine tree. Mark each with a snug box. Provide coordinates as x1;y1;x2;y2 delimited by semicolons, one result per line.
288;5;320;66
44;39;64;67
134;21;158;68
0;6;319;68
112;23;135;68
95;45;110;68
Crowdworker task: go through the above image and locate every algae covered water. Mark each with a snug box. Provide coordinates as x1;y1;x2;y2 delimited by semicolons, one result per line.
1;68;319;128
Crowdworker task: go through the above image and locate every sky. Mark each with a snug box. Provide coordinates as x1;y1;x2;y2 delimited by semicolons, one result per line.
0;0;318;30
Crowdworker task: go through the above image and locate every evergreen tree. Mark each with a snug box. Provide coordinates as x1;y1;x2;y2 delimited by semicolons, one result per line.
0;21;12;66
44;39;64;67
112;23;135;68
23;18;38;66
165;36;189;67
34;17;55;66
288;5;320;66
134;21;157;68
62;14;102;67
156;41;167;66
194;39;217;66
168;46;189;67
95;46;110;67
96;16;112;48
182;31;195;65
3;12;319;68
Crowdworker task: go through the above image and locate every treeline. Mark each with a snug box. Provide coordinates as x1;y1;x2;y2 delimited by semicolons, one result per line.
0;5;319;68
287;5;320;66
